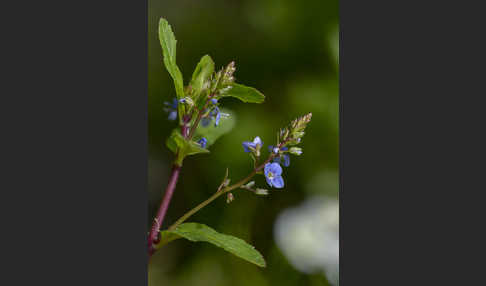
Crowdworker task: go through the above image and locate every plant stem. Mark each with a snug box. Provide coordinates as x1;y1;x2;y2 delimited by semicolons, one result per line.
187;96;213;139
167;153;277;231
148;164;181;257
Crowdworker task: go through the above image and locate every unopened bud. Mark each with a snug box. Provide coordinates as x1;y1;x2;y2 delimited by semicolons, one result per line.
226;193;234;204
244;181;255;188
289;147;303;155
223;178;231;187
255;188;269;195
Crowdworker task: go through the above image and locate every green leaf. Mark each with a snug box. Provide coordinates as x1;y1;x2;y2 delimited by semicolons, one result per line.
166;129;209;165
159;223;266;267
190;55;214;100
221;83;265;103
159;18;185;122
194;108;235;147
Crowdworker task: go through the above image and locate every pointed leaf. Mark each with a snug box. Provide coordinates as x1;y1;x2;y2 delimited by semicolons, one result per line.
159;223;266;267
190;55;214;100
221;83;265;103
159;18;185;121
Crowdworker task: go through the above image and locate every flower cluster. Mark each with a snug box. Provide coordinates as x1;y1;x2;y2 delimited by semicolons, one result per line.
238;113;312;195
239;113;312;193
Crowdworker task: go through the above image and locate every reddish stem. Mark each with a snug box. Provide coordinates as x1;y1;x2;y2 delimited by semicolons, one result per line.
187;95;213;139
148;164;181;257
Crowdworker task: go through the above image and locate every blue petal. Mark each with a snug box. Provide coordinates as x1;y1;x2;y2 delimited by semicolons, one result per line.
264;163;272;176
215;111;221;126
269;162;282;175
265;176;274;187
283;154;290;167
268;145;274;152
253;136;263;146
272;176;284;188
171;98;178;108
168;111;177;121
242;142;251;152
281;147;288;151
201;117;211;127
210;98;218;104
198;138;207;148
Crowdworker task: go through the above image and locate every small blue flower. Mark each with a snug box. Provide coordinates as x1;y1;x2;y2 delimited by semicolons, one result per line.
215;111;221;126
201;117;211;127
243;136;263;153
282;154;290;167
163;98;178;121
210;98;218;104
168;111;177;121
264;162;284;188
198;137;207;148
272;154;290;167
268;145;279;154
210;107;221;126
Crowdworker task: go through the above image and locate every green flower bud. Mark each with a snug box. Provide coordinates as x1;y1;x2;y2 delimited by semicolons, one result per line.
255;188;269;195
289;147;303;155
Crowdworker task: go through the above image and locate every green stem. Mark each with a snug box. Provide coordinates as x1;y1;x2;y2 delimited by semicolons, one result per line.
167;154;276;231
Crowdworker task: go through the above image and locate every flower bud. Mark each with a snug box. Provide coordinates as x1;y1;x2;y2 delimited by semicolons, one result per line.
244;181;255;188
222;178;231;187
255;188;269;196
289;147;303;155
226;192;234;204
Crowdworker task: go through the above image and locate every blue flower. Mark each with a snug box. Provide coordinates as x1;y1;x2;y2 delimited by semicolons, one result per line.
273;154;290;167
168;111;177;121
282;154;290;167
198;137;207;148
163;98;178;121
210;107;221;126
201;117;211;127
268;145;279;154
264;162;284;188
210;98;218;104
243;136;263;153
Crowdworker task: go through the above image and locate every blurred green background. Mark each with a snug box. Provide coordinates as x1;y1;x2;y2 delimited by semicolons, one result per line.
148;0;338;285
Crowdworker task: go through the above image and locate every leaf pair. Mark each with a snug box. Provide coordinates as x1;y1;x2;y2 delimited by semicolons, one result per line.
158;223;266;268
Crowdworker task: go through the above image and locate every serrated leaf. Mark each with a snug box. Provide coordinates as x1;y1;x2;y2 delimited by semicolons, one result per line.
159;223;266;267
194;108;235;147
166;129;209;165
159;18;185;122
190;55;214;100
221;83;265;103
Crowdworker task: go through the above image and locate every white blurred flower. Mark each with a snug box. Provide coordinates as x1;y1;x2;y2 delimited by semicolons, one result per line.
274;196;339;285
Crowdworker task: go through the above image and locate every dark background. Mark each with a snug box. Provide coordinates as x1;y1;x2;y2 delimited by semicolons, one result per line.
148;0;338;285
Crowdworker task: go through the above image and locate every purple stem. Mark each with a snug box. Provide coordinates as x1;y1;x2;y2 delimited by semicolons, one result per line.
148;164;181;257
